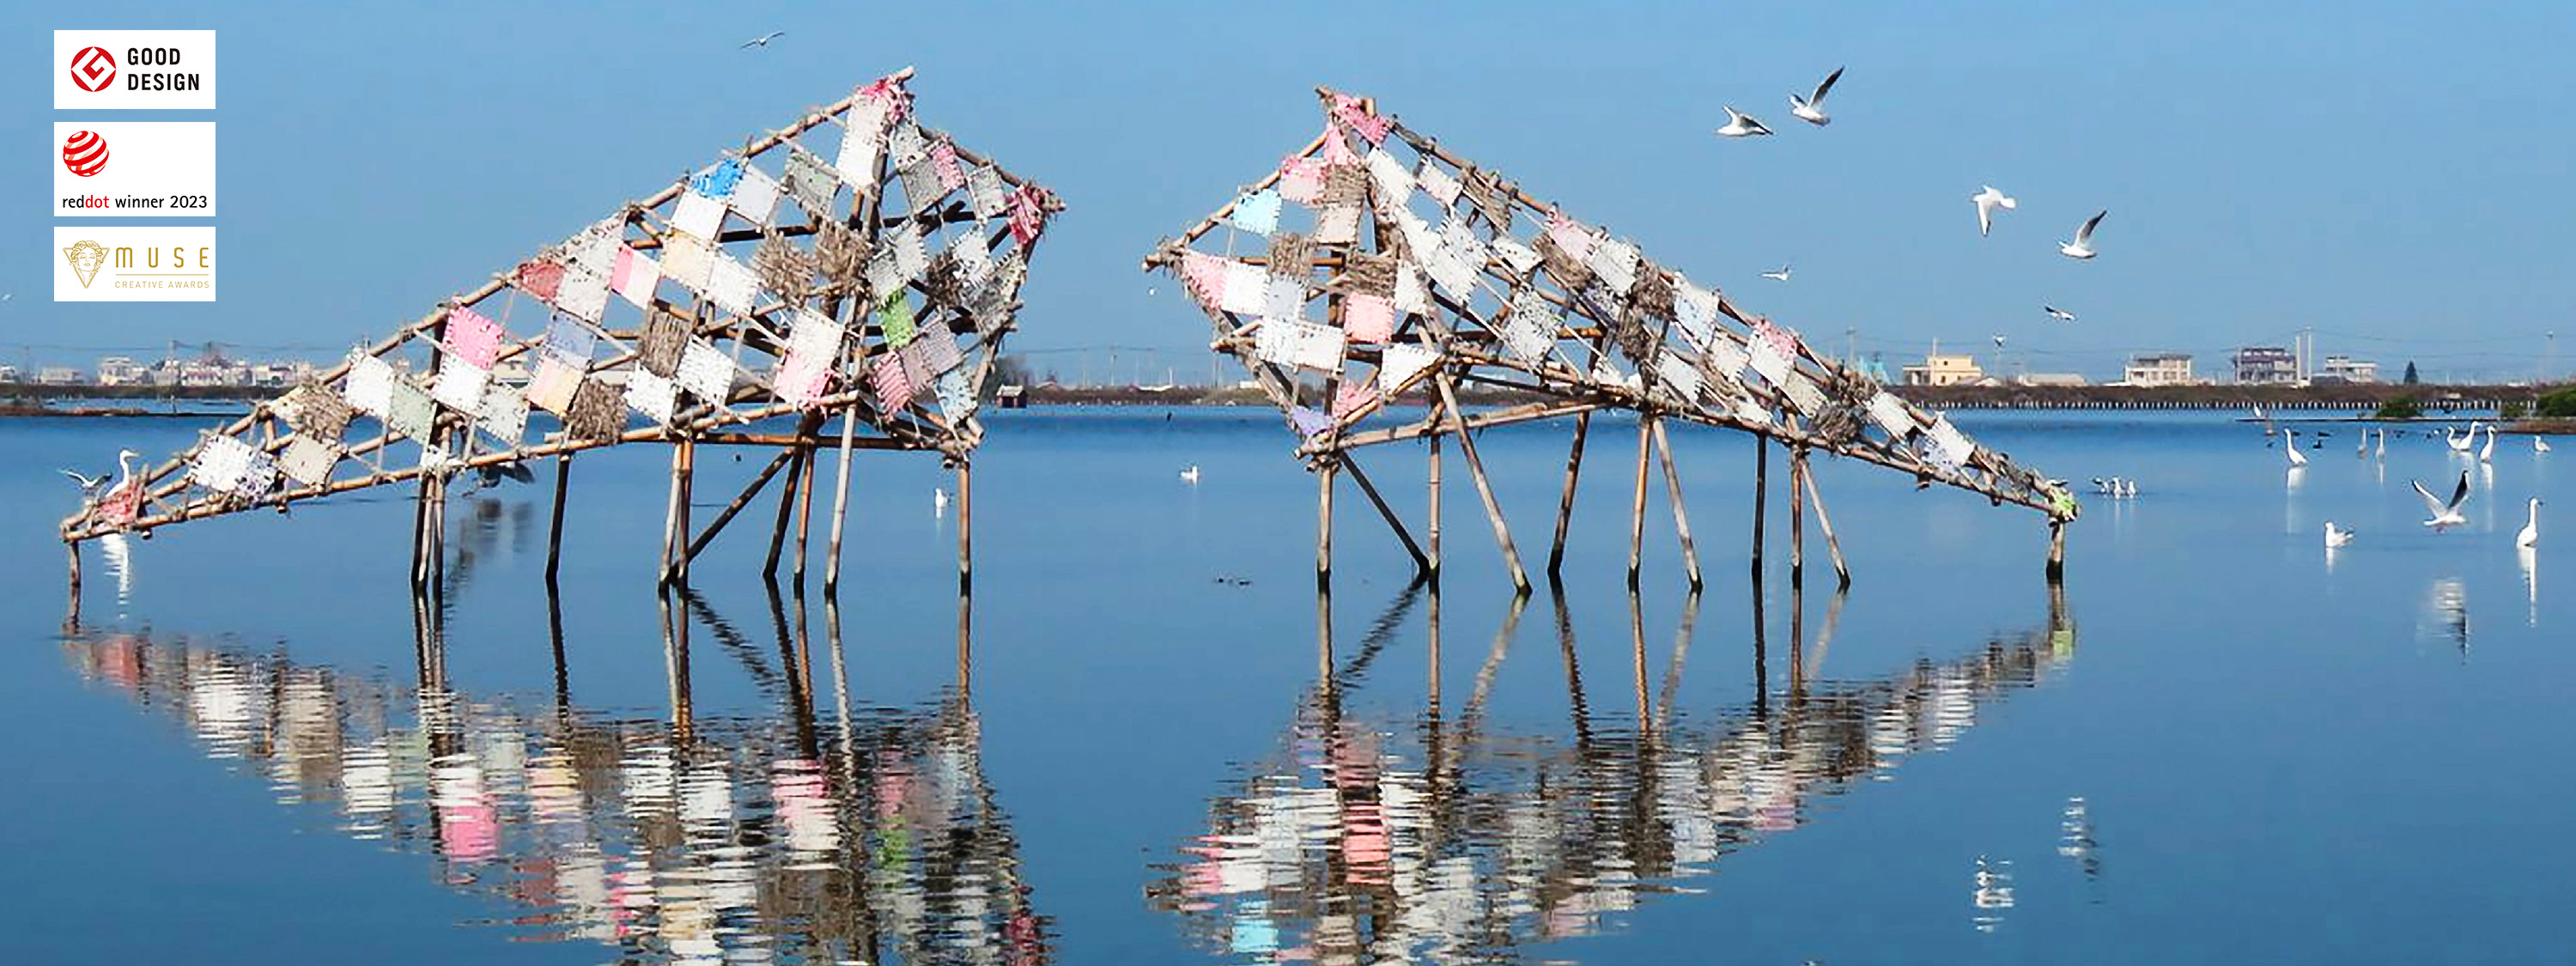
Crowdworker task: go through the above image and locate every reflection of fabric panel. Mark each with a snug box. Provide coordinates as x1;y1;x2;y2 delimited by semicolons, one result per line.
877;290;918;347
478;385;530;443
659;233;715;293
639;311;692;377
625;370;679;423
433;362;489;413
556;267;611;323
1229;188;1282;236
707;254;760;316
1341;294;1395;343
1378;343;1438;392
677;341;736;402
1503;291;1559;362
1278;156;1325;205
935;368;976;423
279;434;339;487
441;307;506;370
871;352;913;410
611;246;661;309
1218;262;1267;317
527;356;584;415
564;379;626;440
345;354;397;417
729;165;781;225
783;147;838;216
671;191;727;240
386;379;435;441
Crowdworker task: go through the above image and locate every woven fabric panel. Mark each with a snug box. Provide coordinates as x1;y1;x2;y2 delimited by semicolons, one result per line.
677;340;736;402
624;370;679;424
478;385;530;444
564;378;625;440
612;245;662;309
638;311;692;378
433;362;489;413
279;434;340;487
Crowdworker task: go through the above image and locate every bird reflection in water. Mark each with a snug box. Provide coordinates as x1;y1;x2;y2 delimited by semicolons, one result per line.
2519;546;2539;629
2421;577;2470;658
1147;579;2077;963
56;582;1048;966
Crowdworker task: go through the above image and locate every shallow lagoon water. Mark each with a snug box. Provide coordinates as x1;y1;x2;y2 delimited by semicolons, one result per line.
3;408;2568;963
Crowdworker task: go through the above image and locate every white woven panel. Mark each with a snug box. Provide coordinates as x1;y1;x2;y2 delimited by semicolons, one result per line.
344;353;395;417
1366;149;1414;204
1656;354;1704;402
1926;416;1976;470
1416;162;1461;207
935;368;976;423
478;385;530;443
1394;264;1429;315
1289;319;1347;372
1261;276;1306;324
1218;261;1267;317
1501;291;1558;363
625;371;678;424
788;309;843;359
1780;370;1828;416
1492;238;1540;276
1589;239;1640;295
946;231;993;283
556;267;611;323
707;254;760;317
730;166;781;225
677;341;736;401
967;164;1007;220
671;191;726;240
433;362;489;412
189;434;253;493
279;435;339;487
1378;343;1439;392
660;233;715;292
835;125;881;189
1748;340;1794;389
1868;392;1918;438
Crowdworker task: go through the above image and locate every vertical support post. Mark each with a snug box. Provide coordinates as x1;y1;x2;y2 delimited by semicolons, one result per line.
1652;419;1703;590
1548;411;1591;577
793;437;819;586
1435;376;1531;592
2047;520;2068;583
544;453;574;585
1750;563;1769;720
1751;436;1770;578
659;442;688;584
1316;460;1337;589
65;542;82;631
1628;415;1652;586
1789;447;1807;588
762;449;805;580
1800;465;1851;588
1427;432;1443;580
823;410;859;594
956;461;974;592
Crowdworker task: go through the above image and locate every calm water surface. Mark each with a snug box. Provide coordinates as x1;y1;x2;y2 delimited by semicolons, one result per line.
2;409;2568;964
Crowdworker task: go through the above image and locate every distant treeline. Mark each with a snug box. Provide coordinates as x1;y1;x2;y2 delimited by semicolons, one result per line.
1893;382;2568;412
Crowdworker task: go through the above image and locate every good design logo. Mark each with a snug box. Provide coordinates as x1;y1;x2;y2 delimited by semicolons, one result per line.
62;131;109;178
70;46;116;92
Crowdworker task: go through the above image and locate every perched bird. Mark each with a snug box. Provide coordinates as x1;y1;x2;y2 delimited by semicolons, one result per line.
2518;497;2543;548
2284;433;2308;466
2325;521;2355;548
1759;264;1793;282
1788;66;1845;125
1971;185;2018;236
2480;424;2496;463
2059;210;2108;259
1180;465;1201;484
2537;436;2553;453
1715;106;1774;137
2413;469;2473;529
2043;305;2076;322
739;31;787;48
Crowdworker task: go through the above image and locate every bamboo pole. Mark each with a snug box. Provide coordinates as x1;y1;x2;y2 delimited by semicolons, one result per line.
1799;461;1850;588
1549;411;1591;578
544;453;574;585
1653;418;1703;590
1341;456;1430;574
686;447;797;562
1789;447;1807;588
793;434;819;586
659;440;690;585
1316;461;1337;588
956;461;973;592
64;543;81;631
1628;416;1651;586
1426;432;1443;580
1435;376;1530;592
1751;436;1770;578
2047;520;2067;583
762;449;805;580
823;410;859;594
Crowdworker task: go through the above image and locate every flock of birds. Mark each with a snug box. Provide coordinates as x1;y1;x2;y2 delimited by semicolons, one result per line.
2282;420;2547;550
1716;68;2107;325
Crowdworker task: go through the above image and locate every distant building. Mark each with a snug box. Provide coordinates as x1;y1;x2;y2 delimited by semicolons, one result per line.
1901;354;1986;387
2122;352;2196;387
96;356;148;386
2233;346;2300;385
0;365;20;383
36;367;85;386
2015;372;2088;387
2318;355;2379;385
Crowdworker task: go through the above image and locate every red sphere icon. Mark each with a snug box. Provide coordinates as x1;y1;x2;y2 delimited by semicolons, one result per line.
70;46;117;93
63;131;110;178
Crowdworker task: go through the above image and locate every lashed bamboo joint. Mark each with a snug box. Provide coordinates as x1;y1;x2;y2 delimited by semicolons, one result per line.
1143;87;2077;585
58;70;1061;586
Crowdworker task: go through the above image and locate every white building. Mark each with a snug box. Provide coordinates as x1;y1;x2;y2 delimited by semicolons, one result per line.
97;356;148;386
2121;353;2197;387
2319;355;2379;384
1901;354;1987;387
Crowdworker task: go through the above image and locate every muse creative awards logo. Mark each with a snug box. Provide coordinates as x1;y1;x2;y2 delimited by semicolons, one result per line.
63;240;108;289
70;46;117;92
62;131;109;178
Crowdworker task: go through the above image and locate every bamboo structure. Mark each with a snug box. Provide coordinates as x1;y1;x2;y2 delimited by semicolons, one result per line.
1144;88;2078;586
58;70;1061;592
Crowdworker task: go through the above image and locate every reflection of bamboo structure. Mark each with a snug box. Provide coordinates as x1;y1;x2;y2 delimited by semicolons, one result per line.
1146;582;2077;963
59;69;1060;602
1145;89;2078;590
58;588;1048;966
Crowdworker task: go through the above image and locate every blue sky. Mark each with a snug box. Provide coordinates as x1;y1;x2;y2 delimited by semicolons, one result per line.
8;1;2573;382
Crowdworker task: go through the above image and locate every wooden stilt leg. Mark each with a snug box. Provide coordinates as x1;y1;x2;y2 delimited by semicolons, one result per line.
1549;411;1591;577
823;410;858;594
1800;463;1851;588
793;436;818;587
956;462;973;592
1343;457;1430;574
65;542;82;632
1751;437;1769;578
1435;376;1531;592
1316;461;1337;589
1628;416;1651;586
659;443;689;585
1427;433;1443;580
762;450;805;580
1789;448;1807;588
2047;520;2067;583
1652;419;1703;590
544;453;574;585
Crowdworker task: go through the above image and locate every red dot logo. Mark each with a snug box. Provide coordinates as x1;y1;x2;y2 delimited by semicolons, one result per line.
63;131;110;178
70;46;117;93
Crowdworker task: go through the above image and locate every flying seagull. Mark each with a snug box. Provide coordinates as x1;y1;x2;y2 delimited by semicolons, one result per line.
2043;305;2076;322
1789;67;1844;125
1715;106;1774;137
1759;264;1793;282
2059;210;2107;260
1992;334;2008;349
2413;469;2472;529
739;31;787;48
1971;185;2017;236
60;467;112;503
